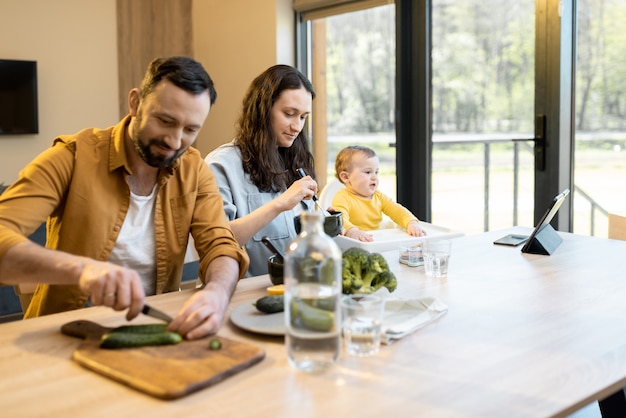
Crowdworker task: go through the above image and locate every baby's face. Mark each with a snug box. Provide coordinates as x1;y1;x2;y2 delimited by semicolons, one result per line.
344;155;379;199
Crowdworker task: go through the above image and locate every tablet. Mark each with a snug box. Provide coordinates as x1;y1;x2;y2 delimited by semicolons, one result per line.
493;234;528;246
493;188;570;250
521;188;570;253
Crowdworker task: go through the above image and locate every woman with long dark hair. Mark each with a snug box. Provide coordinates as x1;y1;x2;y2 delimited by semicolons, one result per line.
205;65;318;276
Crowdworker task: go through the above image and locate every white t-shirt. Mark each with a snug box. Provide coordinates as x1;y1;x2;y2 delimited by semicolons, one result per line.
108;186;157;295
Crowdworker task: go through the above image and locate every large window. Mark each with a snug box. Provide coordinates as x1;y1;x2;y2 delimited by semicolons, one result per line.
311;5;397;194
311;1;537;234
574;0;626;237
431;0;535;234
304;0;626;238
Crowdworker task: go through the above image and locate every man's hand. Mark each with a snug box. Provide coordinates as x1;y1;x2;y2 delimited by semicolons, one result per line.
167;285;230;340
0;241;146;320
167;256;239;340
78;261;146;320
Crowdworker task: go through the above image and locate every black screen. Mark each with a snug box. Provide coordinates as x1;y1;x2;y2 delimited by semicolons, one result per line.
0;59;39;135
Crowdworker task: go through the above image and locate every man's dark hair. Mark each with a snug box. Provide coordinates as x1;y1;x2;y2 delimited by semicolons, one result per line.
139;56;217;104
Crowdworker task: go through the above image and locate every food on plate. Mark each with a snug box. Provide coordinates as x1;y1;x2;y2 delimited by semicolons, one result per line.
266;284;285;296
100;330;182;349
253;294;335;332
254;295;285;314
341;247;398;294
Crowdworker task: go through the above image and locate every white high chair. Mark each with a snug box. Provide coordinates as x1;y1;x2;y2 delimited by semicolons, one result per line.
319;178;345;210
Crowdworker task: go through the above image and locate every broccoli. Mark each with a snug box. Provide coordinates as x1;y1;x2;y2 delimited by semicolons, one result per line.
362;252;387;286
341;247;397;295
341;258;355;290
372;270;397;293
342;247;369;281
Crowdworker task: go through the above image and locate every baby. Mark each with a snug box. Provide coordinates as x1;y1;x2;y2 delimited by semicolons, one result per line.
332;145;426;242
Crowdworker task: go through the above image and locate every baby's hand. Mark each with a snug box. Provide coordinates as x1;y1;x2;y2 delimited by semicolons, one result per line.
346;227;374;242
407;220;427;237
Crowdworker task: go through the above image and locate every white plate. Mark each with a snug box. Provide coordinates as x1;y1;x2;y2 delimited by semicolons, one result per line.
333;222;464;253
230;300;285;336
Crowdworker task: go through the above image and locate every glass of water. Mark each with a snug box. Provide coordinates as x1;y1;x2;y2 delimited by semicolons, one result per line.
422;239;452;277
341;294;385;357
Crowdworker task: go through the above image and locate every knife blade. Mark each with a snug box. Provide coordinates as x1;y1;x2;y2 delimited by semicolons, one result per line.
141;304;173;323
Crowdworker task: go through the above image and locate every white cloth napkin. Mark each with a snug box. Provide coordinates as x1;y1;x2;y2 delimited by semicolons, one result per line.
381;296;448;344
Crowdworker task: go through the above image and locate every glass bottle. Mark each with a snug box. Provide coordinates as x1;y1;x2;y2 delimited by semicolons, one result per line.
284;210;342;372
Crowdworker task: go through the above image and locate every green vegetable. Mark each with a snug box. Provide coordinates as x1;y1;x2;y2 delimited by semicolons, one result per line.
289;255;337;286
375;270;398;293
209;338;222;350
100;331;182;349
109;324;168;334
254;295;285;313
341;247;398;294
290;299;335;332
302;296;336;312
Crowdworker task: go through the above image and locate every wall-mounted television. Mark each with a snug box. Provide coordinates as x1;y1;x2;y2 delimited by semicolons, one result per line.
0;59;39;135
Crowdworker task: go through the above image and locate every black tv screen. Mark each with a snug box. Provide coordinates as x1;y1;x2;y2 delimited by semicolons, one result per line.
0;59;39;135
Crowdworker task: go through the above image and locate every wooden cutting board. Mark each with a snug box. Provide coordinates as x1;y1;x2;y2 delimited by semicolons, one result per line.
61;320;265;400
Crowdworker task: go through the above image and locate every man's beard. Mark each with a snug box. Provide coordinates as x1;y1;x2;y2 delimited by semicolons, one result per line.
133;136;183;168
131;119;184;168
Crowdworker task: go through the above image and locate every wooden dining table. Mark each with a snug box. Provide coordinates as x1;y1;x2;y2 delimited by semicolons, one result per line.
2;227;626;418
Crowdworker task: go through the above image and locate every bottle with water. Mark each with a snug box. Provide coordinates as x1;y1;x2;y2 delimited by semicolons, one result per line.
285;210;342;372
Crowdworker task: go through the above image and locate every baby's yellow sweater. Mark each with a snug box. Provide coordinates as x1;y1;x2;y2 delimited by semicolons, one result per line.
332;188;418;232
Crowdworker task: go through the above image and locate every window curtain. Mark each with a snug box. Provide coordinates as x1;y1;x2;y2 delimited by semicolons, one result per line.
293;0;393;20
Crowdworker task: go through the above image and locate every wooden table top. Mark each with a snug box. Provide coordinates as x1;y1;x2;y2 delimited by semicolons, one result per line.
2;227;626;418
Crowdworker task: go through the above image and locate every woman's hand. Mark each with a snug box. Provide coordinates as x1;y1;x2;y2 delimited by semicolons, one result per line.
277;176;318;211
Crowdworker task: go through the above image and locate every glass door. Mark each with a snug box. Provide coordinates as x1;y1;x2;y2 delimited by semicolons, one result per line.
310;5;397;196
305;0;577;237
430;0;536;234
574;0;626;238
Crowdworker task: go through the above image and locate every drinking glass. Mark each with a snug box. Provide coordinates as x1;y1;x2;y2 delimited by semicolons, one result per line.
423;239;452;277
341;294;385;357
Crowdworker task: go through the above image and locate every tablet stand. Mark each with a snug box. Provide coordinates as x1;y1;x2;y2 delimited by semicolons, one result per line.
521;224;563;255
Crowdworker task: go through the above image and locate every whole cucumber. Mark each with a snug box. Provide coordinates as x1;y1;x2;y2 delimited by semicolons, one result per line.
109;324;168;334
290;299;335;332
254;295;285;314
100;331;182;349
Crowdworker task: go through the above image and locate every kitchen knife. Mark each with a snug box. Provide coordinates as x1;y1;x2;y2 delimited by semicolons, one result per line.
141;304;173;323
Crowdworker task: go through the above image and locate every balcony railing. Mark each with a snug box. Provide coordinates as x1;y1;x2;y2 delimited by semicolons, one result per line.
432;133;611;235
329;133;615;236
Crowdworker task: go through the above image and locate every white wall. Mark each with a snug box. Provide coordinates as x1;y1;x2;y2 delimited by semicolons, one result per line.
192;0;295;156
0;0;118;184
0;0;295;182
